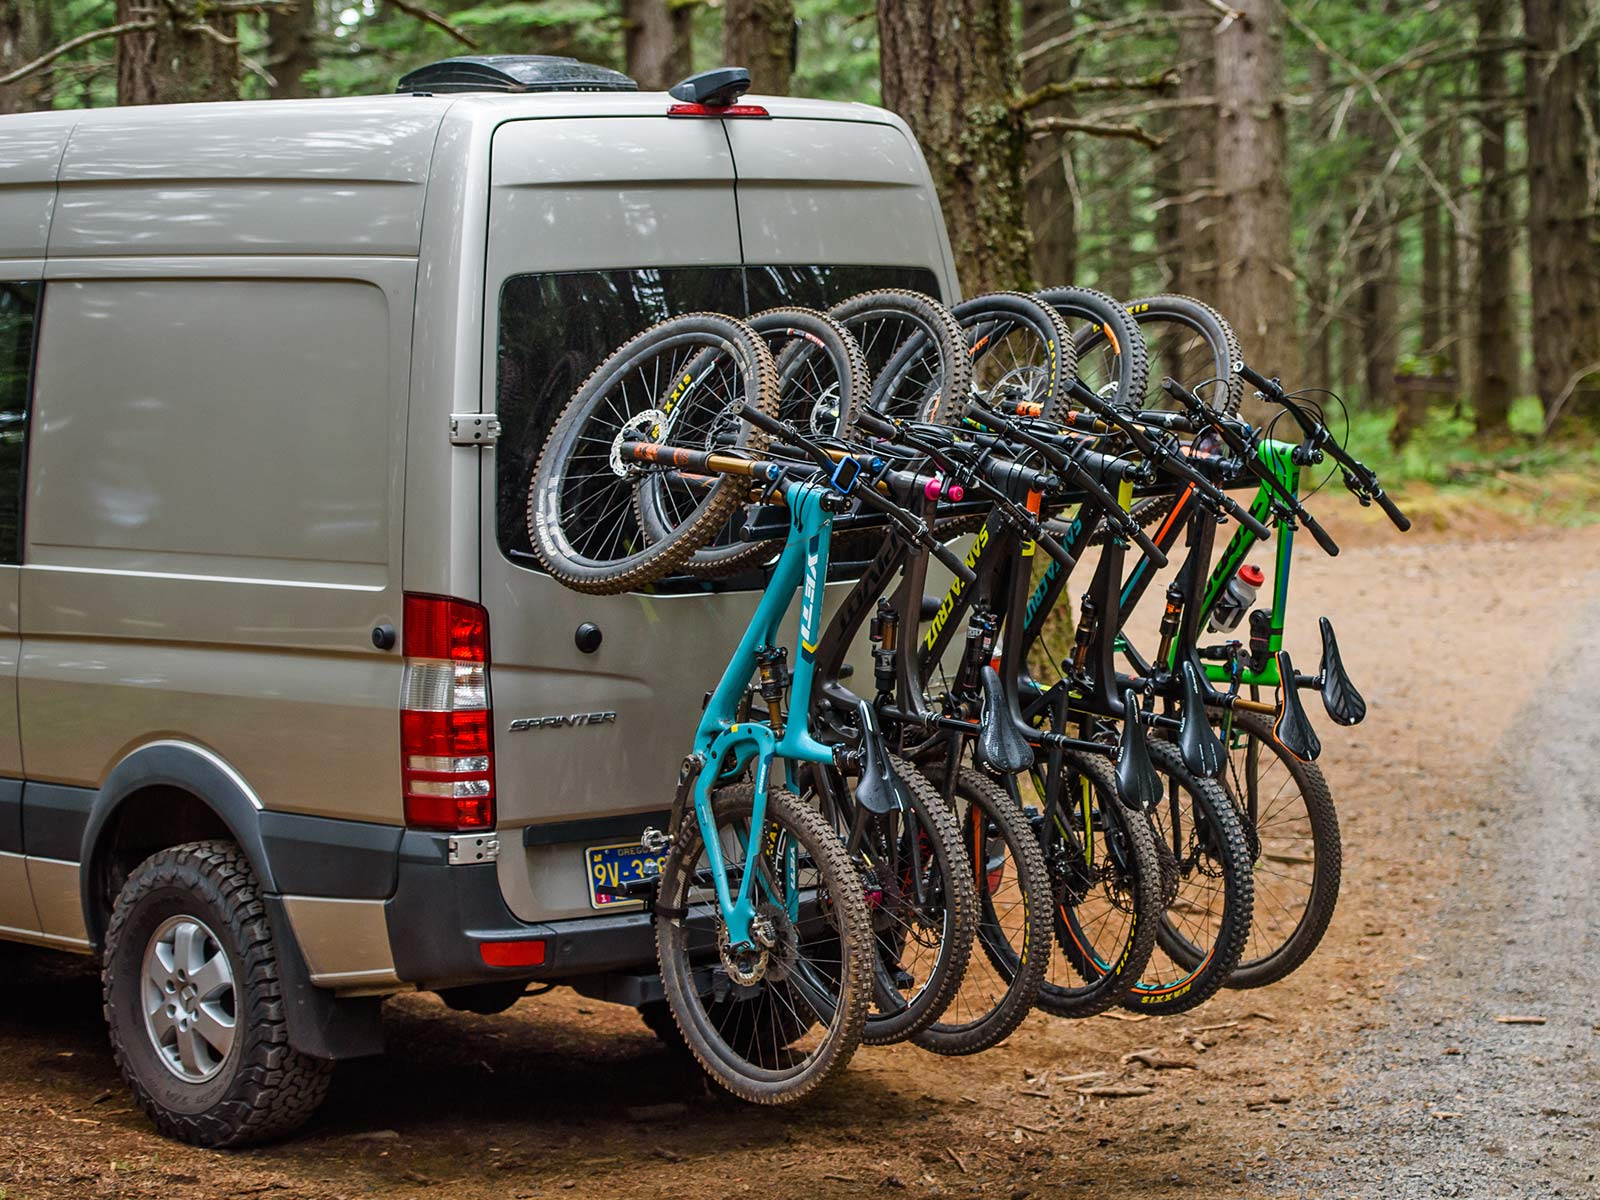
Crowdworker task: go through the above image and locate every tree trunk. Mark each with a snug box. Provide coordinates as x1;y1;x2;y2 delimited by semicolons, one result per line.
1022;0;1075;287
879;0;1029;293
0;0;54;114
1170;0;1217;298
1361;210;1406;444
1302;48;1333;385
1446;90;1468;408
1213;0;1300;387
1523;0;1600;426
268;0;320;99
116;0;239;105
626;0;692;92
1475;0;1518;433
1420;88;1445;359
722;0;793;95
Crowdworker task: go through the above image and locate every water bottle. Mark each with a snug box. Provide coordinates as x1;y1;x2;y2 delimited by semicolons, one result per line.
1208;563;1265;633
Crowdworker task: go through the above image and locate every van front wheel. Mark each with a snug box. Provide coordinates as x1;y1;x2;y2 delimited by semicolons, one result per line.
102;840;333;1147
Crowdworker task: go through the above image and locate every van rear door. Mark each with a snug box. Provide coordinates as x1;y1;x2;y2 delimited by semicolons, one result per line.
725;113;959;302
481;116;755;925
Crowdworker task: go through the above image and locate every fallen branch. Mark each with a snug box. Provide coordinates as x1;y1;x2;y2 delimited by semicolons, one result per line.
1539;359;1600;434
1029;115;1164;150
1076;1084;1155;1098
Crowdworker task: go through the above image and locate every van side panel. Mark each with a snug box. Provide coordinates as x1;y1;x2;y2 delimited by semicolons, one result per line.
20;262;412;825
49;102;442;259
0;121;69;259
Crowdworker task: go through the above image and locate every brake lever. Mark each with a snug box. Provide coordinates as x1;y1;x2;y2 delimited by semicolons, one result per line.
1234;362;1410;533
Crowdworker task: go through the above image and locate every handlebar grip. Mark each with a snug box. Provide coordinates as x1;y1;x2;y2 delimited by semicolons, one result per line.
961;399;1007;433
1373;488;1411;532
1300;508;1340;557
929;536;978;587
1033;528;1074;571
1234;503;1273;542
739;404;787;439
854;408;896;438
1129;523;1169;570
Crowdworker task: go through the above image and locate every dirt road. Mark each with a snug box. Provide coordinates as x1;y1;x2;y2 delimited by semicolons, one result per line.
2;522;1597;1200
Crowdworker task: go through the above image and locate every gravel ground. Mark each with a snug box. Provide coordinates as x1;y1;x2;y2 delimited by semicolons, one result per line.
1;523;1597;1200
1273;602;1600;1198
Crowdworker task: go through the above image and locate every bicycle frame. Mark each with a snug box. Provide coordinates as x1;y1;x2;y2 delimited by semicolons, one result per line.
1104;439;1302;691
690;479;839;951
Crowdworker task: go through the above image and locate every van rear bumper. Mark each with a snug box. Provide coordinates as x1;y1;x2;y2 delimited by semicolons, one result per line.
384;830;655;990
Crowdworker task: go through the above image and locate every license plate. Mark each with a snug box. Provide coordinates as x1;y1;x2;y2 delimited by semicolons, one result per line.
586;841;668;911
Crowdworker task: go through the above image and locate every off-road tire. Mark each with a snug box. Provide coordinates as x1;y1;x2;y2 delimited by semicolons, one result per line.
1217;711;1341;989
654;786;872;1104
1123;740;1254;1015
912;765;1052;1055
102;840;333;1148
828;290;974;427
527;313;779;594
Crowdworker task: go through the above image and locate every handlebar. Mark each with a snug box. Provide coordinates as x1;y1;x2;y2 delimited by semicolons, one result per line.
962;401;1168;569
1235;362;1411;533
1066;379;1272;543
1158;378;1332;553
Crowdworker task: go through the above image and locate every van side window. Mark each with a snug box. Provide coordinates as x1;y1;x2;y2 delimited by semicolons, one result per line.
0;282;39;564
495;264;940;587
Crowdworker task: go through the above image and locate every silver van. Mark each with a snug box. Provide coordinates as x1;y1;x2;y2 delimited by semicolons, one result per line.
0;57;957;1144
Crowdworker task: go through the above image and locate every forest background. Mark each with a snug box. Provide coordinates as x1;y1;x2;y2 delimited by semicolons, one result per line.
5;0;1599;521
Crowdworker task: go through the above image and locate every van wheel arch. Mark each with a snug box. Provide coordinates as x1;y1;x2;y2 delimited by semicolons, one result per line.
81;743;278;952
80;742;386;1063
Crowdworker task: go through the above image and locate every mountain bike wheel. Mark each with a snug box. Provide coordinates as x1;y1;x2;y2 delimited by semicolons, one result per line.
1086;295;1243;532
654;784;873;1104
1122;739;1254;1015
1035;286;1148;410
527;313;778;594
827;290;973;426
1215;710;1341;989
911;764;1052;1056
1035;749;1162;1018
645;308;868;579
950;291;1078;420
1106;294;1245;416
811;755;977;1045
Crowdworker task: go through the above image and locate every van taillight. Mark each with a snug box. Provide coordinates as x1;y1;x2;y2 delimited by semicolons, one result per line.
666;102;771;118
400;593;495;831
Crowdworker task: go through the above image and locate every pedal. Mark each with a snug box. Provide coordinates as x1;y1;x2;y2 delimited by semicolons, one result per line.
1317;616;1367;726
1115;689;1162;811
640;826;670;855
1272;650;1322;762
1177;661;1225;777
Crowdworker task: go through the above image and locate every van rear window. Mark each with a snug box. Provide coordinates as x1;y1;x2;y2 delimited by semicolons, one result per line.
494;265;941;584
0;282;38;564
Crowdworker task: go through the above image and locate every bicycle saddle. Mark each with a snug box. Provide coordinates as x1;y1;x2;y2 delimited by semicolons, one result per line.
852;699;910;814
1116;688;1163;811
1318;616;1367;726
1273;651;1322;762
975;665;1034;774
1178;661;1225;777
